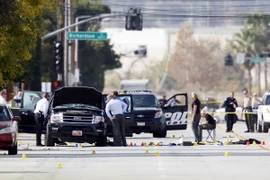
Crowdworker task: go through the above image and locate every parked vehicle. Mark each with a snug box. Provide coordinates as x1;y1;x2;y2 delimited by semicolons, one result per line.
213;106;243;123
0;104;21;155
45;86;107;147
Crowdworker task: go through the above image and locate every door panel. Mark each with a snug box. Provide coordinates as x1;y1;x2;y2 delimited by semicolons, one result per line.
162;93;188;130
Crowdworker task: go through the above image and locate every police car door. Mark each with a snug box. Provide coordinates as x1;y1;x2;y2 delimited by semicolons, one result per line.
162;93;188;130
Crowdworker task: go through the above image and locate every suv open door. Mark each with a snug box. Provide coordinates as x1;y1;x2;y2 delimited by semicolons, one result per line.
19;90;44;132
102;94;133;137
162;93;188;130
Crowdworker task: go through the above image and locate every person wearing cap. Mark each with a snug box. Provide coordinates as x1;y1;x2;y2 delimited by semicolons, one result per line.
243;90;253;133
199;109;216;141
252;93;262;132
223;92;238;133
33;92;50;146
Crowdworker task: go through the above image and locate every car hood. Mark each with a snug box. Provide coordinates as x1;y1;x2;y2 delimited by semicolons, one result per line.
0;121;11;130
52;87;102;109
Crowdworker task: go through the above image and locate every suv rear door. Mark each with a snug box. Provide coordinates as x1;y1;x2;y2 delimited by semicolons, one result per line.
162;93;188;130
19;90;44;131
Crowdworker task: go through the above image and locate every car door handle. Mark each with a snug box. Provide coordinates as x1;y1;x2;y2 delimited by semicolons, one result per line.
126;117;131;119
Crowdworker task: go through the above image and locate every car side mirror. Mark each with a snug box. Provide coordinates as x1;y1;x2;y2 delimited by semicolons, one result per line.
12;116;21;121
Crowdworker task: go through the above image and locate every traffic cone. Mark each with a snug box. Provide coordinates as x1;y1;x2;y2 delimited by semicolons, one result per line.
75;143;78;148
219;142;223;146
92;150;96;155
144;142;147;146
193;142;198;146
79;144;83;148
18;141;21;145
56;162;62;168
145;149;149;154
67;142;72;146
224;152;229;157
134;143;137;147
157;142;160;146
152;142;155;146
155;152;160;156
252;141;257;145
246;141;250;146
169;139;172;143
22;154;27;159
180;135;184;138
129;142;133;146
141;142;144;146
172;135;175;138
261;141;266;145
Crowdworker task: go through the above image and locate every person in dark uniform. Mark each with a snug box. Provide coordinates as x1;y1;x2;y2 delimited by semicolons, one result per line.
33;93;50;146
105;92;128;146
223;92;238;133
190;92;201;143
199;109;216;140
159;95;167;106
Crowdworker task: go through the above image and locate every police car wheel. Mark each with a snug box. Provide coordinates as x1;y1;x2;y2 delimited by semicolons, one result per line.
153;130;167;138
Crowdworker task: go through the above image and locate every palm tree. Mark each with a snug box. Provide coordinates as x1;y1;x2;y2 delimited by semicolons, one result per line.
230;27;256;94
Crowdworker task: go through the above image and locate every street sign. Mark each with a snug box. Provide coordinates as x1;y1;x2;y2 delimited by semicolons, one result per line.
236;53;245;64
67;32;107;40
250;57;265;63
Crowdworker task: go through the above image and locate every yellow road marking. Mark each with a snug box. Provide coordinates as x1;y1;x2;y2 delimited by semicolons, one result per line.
216;125;270;152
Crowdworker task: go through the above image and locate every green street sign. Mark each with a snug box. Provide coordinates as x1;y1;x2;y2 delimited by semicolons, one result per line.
250;58;265;63
67;32;107;40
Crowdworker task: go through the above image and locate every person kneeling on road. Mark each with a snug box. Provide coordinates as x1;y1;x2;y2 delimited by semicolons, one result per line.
198;109;216;141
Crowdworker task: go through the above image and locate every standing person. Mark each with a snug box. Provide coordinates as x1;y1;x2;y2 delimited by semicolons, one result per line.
34;93;50;146
0;89;7;104
243;90;253;132
159;95;167;106
190;92;201;143
252;93;262;132
223;92;238;133
199;109;216;141
105;92;128;146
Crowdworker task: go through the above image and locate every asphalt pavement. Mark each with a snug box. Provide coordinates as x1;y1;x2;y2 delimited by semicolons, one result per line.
1;122;270;180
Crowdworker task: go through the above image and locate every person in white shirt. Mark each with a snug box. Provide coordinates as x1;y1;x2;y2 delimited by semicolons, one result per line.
34;92;50;146
0;89;7;105
105;91;128;146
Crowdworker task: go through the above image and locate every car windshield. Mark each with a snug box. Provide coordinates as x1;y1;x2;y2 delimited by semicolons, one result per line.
0;106;10;121
54;103;100;110
132;95;158;107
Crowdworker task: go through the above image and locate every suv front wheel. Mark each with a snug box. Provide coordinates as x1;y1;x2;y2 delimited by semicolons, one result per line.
45;125;55;147
153;129;167;138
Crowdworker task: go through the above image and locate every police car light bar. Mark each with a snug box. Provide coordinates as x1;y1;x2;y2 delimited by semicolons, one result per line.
120;90;152;94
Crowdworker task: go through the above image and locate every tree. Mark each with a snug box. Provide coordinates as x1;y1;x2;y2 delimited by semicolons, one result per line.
0;0;52;87
168;25;225;94
230;14;270;95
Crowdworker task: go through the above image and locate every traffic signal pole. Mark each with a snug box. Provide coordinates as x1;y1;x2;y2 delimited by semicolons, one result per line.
42;11;142;87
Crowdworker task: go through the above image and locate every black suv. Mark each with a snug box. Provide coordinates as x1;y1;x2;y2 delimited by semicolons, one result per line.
105;91;188;138
45;86;107;146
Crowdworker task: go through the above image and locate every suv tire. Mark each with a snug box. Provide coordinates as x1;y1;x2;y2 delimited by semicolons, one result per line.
45;125;55;147
96;135;107;147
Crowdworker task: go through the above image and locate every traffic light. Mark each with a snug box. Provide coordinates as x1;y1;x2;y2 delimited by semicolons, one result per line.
224;54;233;66
54;41;63;74
125;8;143;31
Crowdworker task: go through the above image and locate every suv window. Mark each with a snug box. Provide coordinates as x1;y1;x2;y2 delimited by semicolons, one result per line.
264;95;270;105
0;106;10;121
22;91;42;109
132;94;157;107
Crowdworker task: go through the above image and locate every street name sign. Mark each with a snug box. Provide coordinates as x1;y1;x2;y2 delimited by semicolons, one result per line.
236;53;245;64
67;32;107;40
250;57;265;63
